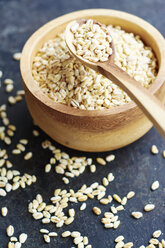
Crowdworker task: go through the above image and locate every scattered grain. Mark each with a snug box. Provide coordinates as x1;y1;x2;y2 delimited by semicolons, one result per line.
15;242;21;248
43;234;50;243
124;242;133;248
33;130;39;136
74;236;83;245
93;206;101;215
4;78;14;85
106;154;115;162
115;235;124;243
102;177;109;186
19;139;28;145
127;191;135;199
33;212;43;220
8;96;16;105
111;206;117;214
153;230;162;238
62;177;69;184
90;164;96;173
80;203;86;211
96;158;106;166
100;198;109;205
104;223;114;229
151;145;159;154
19;233;28;243
116;205;124;211
107;173;115;182
10;237;17;242
49;232;58;237
45;164;51;173
8;242;15;248
12;149;21;155
121;197;127;205
17;143;25;152
71;231;81;238
0;188;7;196
149;238;159;245
62;231;71;237
6;225;14;237
115;241;125;248
144;204;155;212
4;137;11;145
113;194;122;203
6;84;14;93
40;229;49;234
13;52;21;61
1;206;8;216
131;211;143;219
69;208;75;217
113;220;120;229
24;152;33;160
151;181;159;191
65;216;74;225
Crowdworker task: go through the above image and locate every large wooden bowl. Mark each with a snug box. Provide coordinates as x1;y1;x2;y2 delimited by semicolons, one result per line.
20;9;165;152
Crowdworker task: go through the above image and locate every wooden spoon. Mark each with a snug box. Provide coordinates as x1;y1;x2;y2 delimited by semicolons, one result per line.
65;19;165;138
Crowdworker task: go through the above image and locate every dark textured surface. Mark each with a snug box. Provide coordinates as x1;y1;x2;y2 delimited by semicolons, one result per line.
0;0;165;247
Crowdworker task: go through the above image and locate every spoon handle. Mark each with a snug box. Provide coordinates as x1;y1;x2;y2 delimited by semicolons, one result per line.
98;62;165;138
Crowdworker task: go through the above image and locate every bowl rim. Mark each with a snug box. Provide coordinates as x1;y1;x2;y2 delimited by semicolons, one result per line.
20;8;165;117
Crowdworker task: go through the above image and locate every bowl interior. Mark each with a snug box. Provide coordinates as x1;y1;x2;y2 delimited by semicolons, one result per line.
21;9;165;117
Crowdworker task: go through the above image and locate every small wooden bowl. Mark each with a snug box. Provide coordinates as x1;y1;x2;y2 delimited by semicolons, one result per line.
20;9;165;152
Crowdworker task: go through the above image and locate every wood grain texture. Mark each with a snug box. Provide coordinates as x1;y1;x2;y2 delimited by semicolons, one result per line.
20;9;165;152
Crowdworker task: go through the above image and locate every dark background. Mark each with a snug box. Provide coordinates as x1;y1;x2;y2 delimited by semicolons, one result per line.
0;0;165;247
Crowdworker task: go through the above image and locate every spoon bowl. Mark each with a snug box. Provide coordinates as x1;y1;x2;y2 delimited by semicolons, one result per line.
65;19;115;71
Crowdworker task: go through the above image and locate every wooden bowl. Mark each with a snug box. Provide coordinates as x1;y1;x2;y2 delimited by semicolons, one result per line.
20;9;165;152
